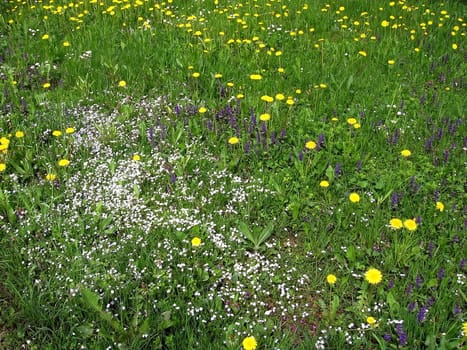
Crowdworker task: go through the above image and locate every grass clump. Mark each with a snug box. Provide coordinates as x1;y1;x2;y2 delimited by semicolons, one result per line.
1;0;466;349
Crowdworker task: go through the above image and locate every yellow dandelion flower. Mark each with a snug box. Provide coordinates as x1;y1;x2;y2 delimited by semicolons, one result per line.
242;336;257;350
275;93;285;101
403;219;417;231
132;154;141;161
63;41;70;47
365;268;383;285
388;59;395;65
462;322;467;337
353;123;361;129
191;237;202;247
0;163;6;172
45;173;57;181
65;127;75;134
305;141;316;150
389;218;403;229
236;93;245;99
260;95;274;103
228;136;239;145
277;67;285;73
381;20;390;27
43;82;51;89
452;43;458;50
118;80;127;88
227;82;234;87
214;73;223;78
198;107;207;114
259;113;270;122
319;83;327;89
15;131;25;138
192;72;200;78
249;74;262;80
401;149;411;157
349;192;360;203
436;201;444;212
42;34;49;40
52;130;62;137
58;159;70;167
326;274;337;284
367;316;377;325
358;51;367;57
286;98;295;105
320;180;330;188
347;118;357;125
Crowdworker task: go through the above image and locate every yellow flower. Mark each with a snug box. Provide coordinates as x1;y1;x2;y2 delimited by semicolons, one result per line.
0;163;6;172
43;82;51;89
462;322;467;336
260;95;274;103
198;107;207;114
52;130;62;137
58;159;70;167
367;316;377;325
65;127;75;134
319;83;327;89
358;51;367;57
320;180;329;188
242;336;257;350
191;237;201;247
277;67;285;73
275;93;285;101
403;219;417;231
349;192;360;203
259;113;270;122
389;218;403;229
63;41;70;47
305;141;316;150
228;136;239;145
286;98;295;105
326;274;337;284
401;149;411;157
436;201;444;212
249;74;262;80
15;131;25;138
347;118;357;125
236;93;245;99
353;123;361;129
192;72;200;78
365;268;382;285
45;173;57;181
132;154;141;161
118;80;127;88
214;73;222;78
452;43;458;50
381;20;390;27
388;59;395;65
42;34;49;40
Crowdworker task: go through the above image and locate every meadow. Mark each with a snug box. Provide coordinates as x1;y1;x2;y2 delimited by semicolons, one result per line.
0;0;466;349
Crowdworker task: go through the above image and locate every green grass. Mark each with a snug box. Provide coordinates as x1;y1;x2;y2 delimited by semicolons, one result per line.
0;0;466;349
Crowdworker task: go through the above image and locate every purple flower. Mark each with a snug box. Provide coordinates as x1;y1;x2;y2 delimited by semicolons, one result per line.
244;141;251;154
437;268;445;281
443;149;449;163
317;133;325;150
271;131;277;145
298;150;303;161
391;192;400;209
417;306;428;322
405;283;413;295
460;259;466;270
453;304;462;316
387;278;395;290
383;333;391;342
334;162;342;176
396;323;407;346
416;275;423;288
280;128;286;140
170;173;177;184
408;301;416;312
